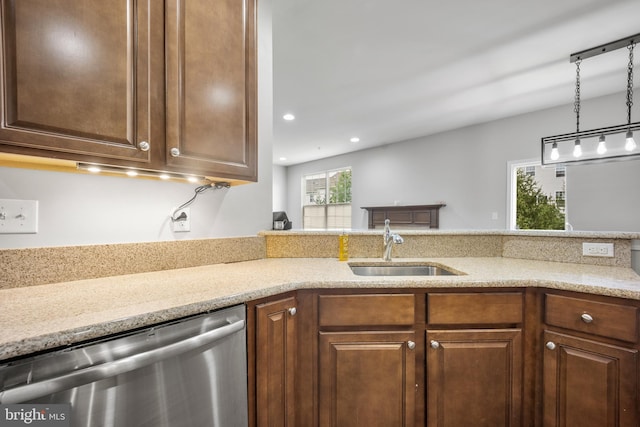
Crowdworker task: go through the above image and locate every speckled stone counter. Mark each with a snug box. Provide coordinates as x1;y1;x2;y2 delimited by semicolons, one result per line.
1;256;639;361
0;236;266;289
261;230;639;267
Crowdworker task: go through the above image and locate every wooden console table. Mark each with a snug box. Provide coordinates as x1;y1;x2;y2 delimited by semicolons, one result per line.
361;204;445;229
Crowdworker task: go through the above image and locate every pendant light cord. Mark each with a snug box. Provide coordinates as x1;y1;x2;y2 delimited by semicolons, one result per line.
574;60;581;133
627;42;635;126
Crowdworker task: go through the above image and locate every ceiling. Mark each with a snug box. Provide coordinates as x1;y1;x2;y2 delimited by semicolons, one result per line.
271;0;640;166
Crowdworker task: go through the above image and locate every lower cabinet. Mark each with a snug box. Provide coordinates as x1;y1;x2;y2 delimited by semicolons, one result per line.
249;289;640;427
425;329;523;427
254;297;297;427
542;331;638;427
542;292;639;427
318;331;416;427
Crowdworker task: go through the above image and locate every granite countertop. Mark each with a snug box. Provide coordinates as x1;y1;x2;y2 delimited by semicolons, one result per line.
259;229;640;239
1;256;640;361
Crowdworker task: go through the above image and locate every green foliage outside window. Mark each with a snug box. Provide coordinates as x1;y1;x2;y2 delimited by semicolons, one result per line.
516;169;565;230
329;169;352;204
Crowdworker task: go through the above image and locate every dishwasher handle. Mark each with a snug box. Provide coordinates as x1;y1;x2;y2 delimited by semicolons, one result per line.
0;318;245;404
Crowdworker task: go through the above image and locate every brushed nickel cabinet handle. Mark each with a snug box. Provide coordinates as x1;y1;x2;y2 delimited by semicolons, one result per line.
407;340;416;350
581;313;594;323
546;341;556;351
170;147;180;157
288;307;297;316
430;340;440;349
138;141;150;151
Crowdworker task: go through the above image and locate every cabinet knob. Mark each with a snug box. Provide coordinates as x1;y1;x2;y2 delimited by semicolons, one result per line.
407;340;416;350
170;147;180;157
545;341;556;351
430;340;440;349
581;313;594;323
288;307;297;316
138;141;150;151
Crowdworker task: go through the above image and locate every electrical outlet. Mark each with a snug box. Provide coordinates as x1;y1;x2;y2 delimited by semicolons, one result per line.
171;207;191;232
582;242;614;257
0;199;38;234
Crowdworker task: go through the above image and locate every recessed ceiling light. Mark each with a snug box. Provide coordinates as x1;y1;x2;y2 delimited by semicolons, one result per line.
283;113;295;121
350;137;360;143
279;157;287;161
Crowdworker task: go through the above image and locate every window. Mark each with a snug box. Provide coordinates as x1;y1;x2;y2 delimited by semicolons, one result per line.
508;160;567;230
303;168;352;229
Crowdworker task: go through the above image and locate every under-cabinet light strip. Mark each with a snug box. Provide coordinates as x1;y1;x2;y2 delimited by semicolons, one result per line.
76;163;206;183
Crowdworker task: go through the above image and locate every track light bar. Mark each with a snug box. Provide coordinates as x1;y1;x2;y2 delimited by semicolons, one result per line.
570;33;640;63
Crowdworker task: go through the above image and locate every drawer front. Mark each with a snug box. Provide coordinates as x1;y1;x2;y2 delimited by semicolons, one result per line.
428;292;523;325
318;294;415;327
545;294;638;343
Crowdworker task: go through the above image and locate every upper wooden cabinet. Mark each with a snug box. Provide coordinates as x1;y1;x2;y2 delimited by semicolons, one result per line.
165;0;257;181
0;0;257;182
0;0;164;165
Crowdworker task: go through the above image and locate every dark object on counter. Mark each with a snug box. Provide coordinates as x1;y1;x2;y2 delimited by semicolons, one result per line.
273;211;292;230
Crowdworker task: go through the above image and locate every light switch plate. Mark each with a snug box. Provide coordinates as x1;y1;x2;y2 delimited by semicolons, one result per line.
582;242;614;257
0;199;39;234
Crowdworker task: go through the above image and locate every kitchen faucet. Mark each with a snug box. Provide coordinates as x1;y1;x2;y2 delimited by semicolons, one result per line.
383;219;403;261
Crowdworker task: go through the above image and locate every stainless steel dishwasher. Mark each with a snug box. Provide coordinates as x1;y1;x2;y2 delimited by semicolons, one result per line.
0;304;248;427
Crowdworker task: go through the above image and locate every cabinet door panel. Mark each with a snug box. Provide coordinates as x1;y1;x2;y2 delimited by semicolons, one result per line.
0;0;160;163
256;297;297;427
319;331;415;427
426;329;522;427
543;331;638;427
165;0;257;180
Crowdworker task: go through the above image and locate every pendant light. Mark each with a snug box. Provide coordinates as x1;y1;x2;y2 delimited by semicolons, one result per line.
596;134;607;155
541;33;640;166
550;142;560;160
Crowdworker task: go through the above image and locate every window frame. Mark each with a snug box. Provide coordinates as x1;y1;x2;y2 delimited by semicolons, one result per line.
302;167;352;230
507;159;568;230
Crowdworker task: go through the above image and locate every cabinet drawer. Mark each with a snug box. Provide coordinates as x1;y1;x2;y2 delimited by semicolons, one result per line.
428;292;523;325
545;294;638;343
318;294;415;327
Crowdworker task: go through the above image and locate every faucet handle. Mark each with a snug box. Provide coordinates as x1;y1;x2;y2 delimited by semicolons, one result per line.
392;234;404;244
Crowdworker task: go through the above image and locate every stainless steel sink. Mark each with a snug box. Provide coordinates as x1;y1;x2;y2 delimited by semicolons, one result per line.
349;264;457;276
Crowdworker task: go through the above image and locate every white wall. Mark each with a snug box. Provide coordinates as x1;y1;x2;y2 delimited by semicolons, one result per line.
285;92;640;232
272;164;287;212
0;0;273;249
